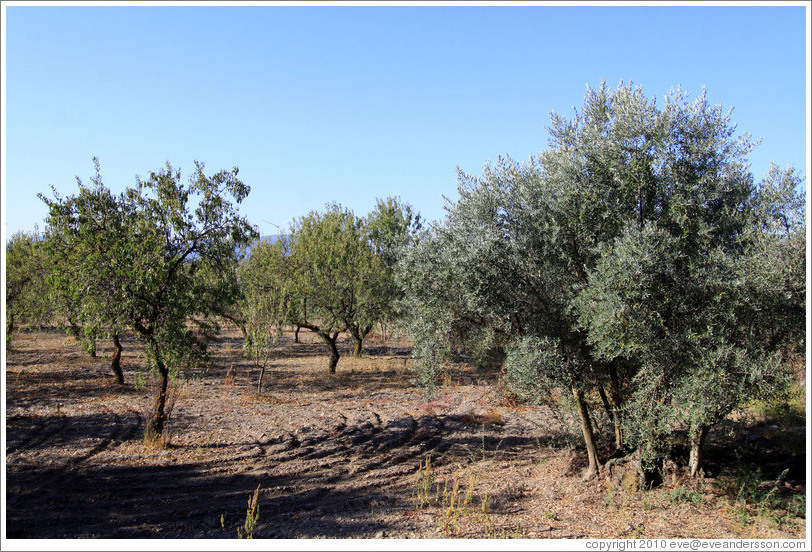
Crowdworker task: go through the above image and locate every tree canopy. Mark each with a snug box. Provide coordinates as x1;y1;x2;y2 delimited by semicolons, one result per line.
398;81;805;478
40;159;257;437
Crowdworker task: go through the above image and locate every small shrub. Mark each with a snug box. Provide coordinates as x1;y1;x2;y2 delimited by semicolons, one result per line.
133;373;148;391
716;459;803;525
667;484;705;505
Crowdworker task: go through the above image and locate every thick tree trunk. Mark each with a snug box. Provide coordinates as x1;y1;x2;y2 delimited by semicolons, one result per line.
572;386;600;479
322;332;340;374
147;345;169;439
111;332;124;385
294;325;300;344
688;424;709;478
352;338;363;358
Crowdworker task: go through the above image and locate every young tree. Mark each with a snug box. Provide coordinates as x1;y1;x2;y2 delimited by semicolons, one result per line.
41;160;257;437
237;236;292;392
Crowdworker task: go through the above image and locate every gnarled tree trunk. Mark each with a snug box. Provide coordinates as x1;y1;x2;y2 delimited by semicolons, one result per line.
146;342;169;440
323;331;340;374
688;424;709;478
111;332;124;385
348;323;373;358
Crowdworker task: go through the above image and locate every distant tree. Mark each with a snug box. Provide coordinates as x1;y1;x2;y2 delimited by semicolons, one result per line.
286;203;382;371
5;229;51;345
237;236;292;392
41;160;257;437
364;196;423;341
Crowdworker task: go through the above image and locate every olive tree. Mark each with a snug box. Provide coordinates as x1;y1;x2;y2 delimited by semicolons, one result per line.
364;196;423;341
286;203;382;371
577;163;805;476
400;81;804;479
5;229;51;346
41;160;257;437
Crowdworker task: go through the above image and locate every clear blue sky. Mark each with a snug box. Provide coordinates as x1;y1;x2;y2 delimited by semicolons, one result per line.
3;3;809;238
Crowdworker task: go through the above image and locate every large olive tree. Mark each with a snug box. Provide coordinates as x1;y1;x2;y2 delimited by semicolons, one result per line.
400;81;804;479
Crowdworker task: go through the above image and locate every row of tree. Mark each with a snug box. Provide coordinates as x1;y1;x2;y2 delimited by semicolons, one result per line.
5;81;805;479
5;166;421;437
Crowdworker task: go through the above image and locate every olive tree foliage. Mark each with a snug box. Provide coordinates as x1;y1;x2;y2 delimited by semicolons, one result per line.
399;81;804;479
5;229;52;345
577;163;805;476
236;236;290;392
40;160;136;382
40;160;257;438
363;196;423;339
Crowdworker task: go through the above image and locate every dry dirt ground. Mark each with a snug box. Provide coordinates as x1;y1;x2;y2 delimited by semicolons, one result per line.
4;326;807;540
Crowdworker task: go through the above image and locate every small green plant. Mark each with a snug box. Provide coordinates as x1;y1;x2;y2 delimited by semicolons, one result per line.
786;493;806;519
412;460;506;538
133;373;147;391
438;473;475;536
237;484;261;539
716;458;804;526
667;484;705;505
414;455;435;509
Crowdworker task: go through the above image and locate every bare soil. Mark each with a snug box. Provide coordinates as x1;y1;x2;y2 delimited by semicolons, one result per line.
4;326;807;540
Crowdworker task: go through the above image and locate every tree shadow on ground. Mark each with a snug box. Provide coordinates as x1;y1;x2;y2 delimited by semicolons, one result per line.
5;409;554;539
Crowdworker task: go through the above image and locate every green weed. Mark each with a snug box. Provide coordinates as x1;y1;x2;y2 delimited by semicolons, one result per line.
237;484;261;539
667;484;705;506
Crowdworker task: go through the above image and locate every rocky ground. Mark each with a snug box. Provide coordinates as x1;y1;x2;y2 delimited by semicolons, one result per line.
4;326;807;541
